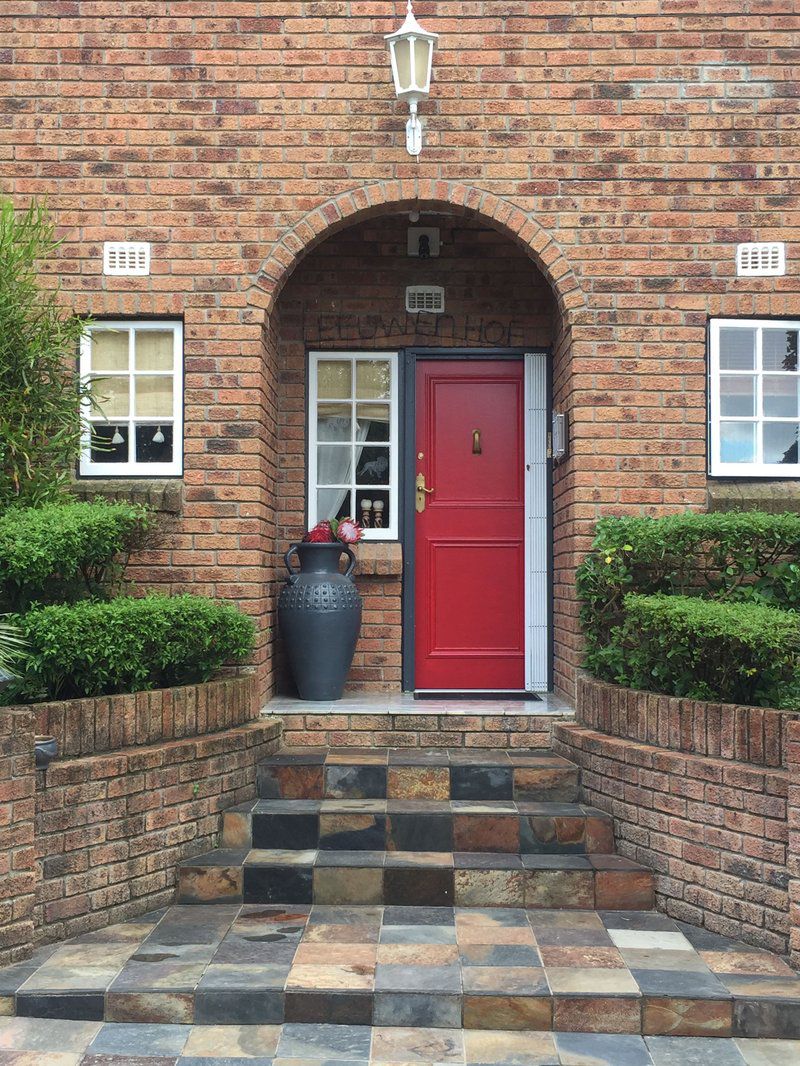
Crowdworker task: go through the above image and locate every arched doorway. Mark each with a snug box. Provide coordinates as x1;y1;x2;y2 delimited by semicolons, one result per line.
251;186;581;699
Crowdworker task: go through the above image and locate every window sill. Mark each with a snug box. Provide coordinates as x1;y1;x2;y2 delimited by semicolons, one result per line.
354;542;403;576
707;480;800;513
70;477;183;515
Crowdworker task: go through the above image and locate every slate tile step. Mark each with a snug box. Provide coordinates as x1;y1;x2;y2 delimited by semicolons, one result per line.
177;848;655;909
257;747;580;802
221;798;615;855
4;905;800;1036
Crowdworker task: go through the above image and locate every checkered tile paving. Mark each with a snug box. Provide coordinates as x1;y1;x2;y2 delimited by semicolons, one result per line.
2;905;800;1037
0;1017;798;1064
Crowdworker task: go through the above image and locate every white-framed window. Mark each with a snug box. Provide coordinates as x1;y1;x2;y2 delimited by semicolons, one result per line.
308;351;399;540
79;320;183;477
709;318;800;478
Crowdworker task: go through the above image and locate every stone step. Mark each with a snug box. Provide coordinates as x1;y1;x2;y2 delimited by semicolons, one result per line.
257;747;580;803
177;848;655;910
221;799;615;855
5;905;800;1037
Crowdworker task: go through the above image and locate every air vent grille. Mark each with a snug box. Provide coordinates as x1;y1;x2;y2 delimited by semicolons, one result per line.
103;241;151;276
736;242;786;277
406;285;445;314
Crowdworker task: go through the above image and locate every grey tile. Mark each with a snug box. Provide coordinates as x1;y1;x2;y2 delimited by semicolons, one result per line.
374;963;462;992
382;906;455;926
556;1032;653;1065
373;991;461;1028
646;1036;746;1065
379;924;457;944
276;1022;372;1059
87;1022;191;1056
735;1038;800;1065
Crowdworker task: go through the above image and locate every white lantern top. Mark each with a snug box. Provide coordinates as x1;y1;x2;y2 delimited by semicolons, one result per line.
385;1;438;104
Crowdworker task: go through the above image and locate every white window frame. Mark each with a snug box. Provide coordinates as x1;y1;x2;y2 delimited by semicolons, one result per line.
308;351;399;541
709;318;800;479
79;320;183;477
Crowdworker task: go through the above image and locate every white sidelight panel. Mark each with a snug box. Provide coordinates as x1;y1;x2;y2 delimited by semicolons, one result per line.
524;353;550;691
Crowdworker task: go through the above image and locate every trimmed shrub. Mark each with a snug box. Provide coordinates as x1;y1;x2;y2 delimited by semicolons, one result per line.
0;499;153;610
612;593;800;708
577;511;800;679
2;594;256;703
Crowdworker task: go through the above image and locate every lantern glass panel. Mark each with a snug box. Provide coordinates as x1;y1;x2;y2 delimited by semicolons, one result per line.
393;37;412;92
413;37;431;91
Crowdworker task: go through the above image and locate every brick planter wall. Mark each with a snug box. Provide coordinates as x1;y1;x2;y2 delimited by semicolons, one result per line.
786;721;800;968
576;673;800;769
0;707;37;968
35;717;282;945
556;674;796;956
25;674;260;758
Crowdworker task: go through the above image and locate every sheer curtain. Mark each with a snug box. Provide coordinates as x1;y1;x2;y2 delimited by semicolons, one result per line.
317;413;368;519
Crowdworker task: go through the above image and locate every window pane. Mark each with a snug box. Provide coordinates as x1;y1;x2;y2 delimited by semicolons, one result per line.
135;376;173;418
356;446;390;486
317;404;352;441
318;360;352;399
719;328;756;370
720;375;755;417
763;377;799;419
719;422;756;464
317;488;352;522
134;424;174;464
89;375;129;418
135;330;174;371
357;403;390;441
91;330;129;372
764;422;800;465
763;329;798;372
90;424;128;463
356;359;391;399
358;489;389;530
317;444;352;486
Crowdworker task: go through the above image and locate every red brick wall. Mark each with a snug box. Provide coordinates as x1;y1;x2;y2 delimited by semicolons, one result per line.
786;721;800;967
2;3;798;699
555;722;791;957
0;708;37;967
35;718;282;945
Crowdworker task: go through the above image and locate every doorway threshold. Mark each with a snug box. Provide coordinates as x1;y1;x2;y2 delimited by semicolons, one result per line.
414;690;541;701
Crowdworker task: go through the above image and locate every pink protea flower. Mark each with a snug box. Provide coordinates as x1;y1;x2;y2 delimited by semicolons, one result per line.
333;517;364;544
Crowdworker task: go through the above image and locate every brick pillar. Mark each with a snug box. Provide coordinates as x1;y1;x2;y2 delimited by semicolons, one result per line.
0;706;37;966
787;720;800;968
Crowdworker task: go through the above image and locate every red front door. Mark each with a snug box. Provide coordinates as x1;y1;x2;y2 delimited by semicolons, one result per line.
414;360;525;690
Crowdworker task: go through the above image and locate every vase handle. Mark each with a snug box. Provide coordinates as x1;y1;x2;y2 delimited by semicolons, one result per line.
284;544;300;584
341;544;356;578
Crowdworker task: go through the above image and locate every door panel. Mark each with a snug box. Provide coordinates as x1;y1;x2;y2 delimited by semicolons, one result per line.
414;360;525;690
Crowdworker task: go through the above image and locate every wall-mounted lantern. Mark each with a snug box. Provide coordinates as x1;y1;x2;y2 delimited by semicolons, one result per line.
385;1;437;157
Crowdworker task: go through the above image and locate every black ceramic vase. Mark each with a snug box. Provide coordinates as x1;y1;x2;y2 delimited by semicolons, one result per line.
278;541;362;701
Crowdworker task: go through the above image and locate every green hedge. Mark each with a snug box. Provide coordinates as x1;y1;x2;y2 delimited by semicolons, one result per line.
0;500;152;610
2;594;255;703
576;511;800;708
613;593;800;708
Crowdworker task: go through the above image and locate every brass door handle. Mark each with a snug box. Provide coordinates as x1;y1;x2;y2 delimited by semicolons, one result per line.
415;472;434;513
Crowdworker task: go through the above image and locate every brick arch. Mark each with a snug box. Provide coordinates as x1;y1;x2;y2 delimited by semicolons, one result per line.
247;179;585;323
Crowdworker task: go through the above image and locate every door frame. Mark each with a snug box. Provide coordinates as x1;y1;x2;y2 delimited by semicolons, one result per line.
400;347;553;693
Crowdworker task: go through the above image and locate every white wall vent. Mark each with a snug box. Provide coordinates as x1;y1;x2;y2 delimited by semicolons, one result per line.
406;285;445;314
103;241;151;276
736;242;786;277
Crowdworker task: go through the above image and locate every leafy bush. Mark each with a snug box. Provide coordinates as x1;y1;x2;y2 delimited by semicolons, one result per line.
577;511;800;678
2;595;256;703
0;499;154;611
612;594;800;708
0;199;92;506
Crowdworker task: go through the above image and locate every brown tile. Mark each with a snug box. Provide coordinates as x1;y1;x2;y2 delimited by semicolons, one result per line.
178;866;242;903
387;766;450;800
553;995;641;1034
303;923;381;944
539;946;625;969
700;951;796;977
453;814;520;853
454;869;524;908
286;963;375;991
293;943;378;966
457;925;537;946
377;943;459;966
463;994;552;1030
105;991;194;1024
595;870;654;910
464;1030;557;1063
524;869;594;909
0;996;14;1017
313;866;383;905
584;816;615;853
514;767;576;799
274;764;324;799
642;996;733;1036
221;811;251;848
